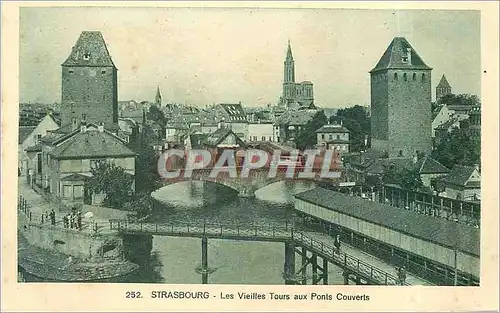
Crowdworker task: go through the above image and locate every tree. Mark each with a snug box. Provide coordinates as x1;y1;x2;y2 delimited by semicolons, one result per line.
381;164;425;192
438;93;481;107
123;193;154;219
294;110;328;150
431;127;480;169
87;161;134;209
134;142;161;194
330;105;371;152
147;104;167;127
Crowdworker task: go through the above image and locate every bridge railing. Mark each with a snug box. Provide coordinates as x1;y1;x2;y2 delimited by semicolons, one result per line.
109;219;293;239
291;231;406;286
110;219;405;285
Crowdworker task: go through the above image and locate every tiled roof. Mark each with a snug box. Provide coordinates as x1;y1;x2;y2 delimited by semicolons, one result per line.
294;187;479;256
443;165;478;187
370;37;431;73
62;31;116;67
219;103;248;122
435;118;459;131
437;75;451;89
18;126;36;144
315;124;350;133
203;128;245;148
25;143;42;153
275;109;316;126
49;128;136;159
414;156;449;174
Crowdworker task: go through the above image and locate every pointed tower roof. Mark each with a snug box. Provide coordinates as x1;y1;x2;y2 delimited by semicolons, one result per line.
437;75;451;88
156;85;162;98
370;37;431;73
62;31;116;68
286;40;293;61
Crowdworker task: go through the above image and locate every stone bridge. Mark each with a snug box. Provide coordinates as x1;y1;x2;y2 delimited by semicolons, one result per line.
157;167;342;197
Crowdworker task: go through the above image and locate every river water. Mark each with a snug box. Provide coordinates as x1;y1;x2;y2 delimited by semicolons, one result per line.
136;181;345;285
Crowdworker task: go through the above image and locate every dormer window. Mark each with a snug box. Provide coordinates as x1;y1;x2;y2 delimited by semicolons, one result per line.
401;56;409;63
83;52;91;60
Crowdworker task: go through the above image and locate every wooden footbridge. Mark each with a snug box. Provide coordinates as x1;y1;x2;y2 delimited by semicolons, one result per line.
109;219;409;286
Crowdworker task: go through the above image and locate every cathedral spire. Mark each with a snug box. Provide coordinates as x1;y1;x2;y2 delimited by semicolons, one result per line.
155;85;162;106
286;39;293;60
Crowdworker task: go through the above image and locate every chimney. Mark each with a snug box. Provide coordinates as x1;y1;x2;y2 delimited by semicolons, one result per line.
406;48;412;65
80;121;87;133
98;122;104;132
412;154;418;164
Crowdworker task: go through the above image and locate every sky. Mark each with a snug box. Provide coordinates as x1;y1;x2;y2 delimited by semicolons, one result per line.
19;7;481;108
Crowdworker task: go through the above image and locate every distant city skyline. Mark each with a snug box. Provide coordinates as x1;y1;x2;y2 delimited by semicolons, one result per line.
20;8;481;108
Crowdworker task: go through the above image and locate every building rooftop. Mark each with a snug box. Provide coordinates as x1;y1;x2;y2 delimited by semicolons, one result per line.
315;124;350;133
49;126;136;159
294;187;479;256
18;126;36;144
437;74;451;89
62;31;116;68
443;165;480;187
370;37;431;73
413;156;450;174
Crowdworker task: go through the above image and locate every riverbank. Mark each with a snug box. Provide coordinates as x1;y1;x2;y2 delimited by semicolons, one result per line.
18;234;140;282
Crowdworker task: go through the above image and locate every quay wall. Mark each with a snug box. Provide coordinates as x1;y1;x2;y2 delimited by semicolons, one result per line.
18;213;153;263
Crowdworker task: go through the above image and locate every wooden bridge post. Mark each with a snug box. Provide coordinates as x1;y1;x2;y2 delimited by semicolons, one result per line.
343;271;350;285
312;254;318;285
284;242;296;285
355;275;361;285
323;258;328;285
301;247;307;285
201;237;209;284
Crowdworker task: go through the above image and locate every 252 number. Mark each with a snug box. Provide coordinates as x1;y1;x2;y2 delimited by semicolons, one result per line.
125;291;142;299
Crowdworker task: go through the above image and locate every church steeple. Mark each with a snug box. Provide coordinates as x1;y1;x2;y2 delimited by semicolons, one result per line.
286;39;293;61
284;40;295;83
155;85;162;106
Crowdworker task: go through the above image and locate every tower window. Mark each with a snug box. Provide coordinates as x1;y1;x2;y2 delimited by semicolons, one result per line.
412;73;416;81
398;150;403;157
101;70;106;74
69;69;74;74
421;73;426;82
403;73;407;81
393;73;398;81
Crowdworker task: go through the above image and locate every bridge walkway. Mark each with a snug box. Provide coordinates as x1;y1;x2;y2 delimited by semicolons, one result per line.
109;219;432;286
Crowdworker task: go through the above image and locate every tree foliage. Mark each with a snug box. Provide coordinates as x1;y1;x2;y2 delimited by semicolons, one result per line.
294;110;328;150
438;93;481;107
147;104;167;127
380;164;425;192
431;127;480;169
330;105;370;152
123;193;154;219
87;161;134;208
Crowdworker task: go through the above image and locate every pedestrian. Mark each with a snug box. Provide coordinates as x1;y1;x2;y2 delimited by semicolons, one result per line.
50;209;56;226
63;214;68;228
41;213;44;224
400;266;407;285
77;212;82;231
334;234;341;254
69;213;74;229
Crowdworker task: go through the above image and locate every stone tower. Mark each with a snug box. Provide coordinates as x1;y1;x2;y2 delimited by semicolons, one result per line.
436;74;452;100
155;86;162;107
370;37;432;158
61;31;118;131
282;40;296;106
